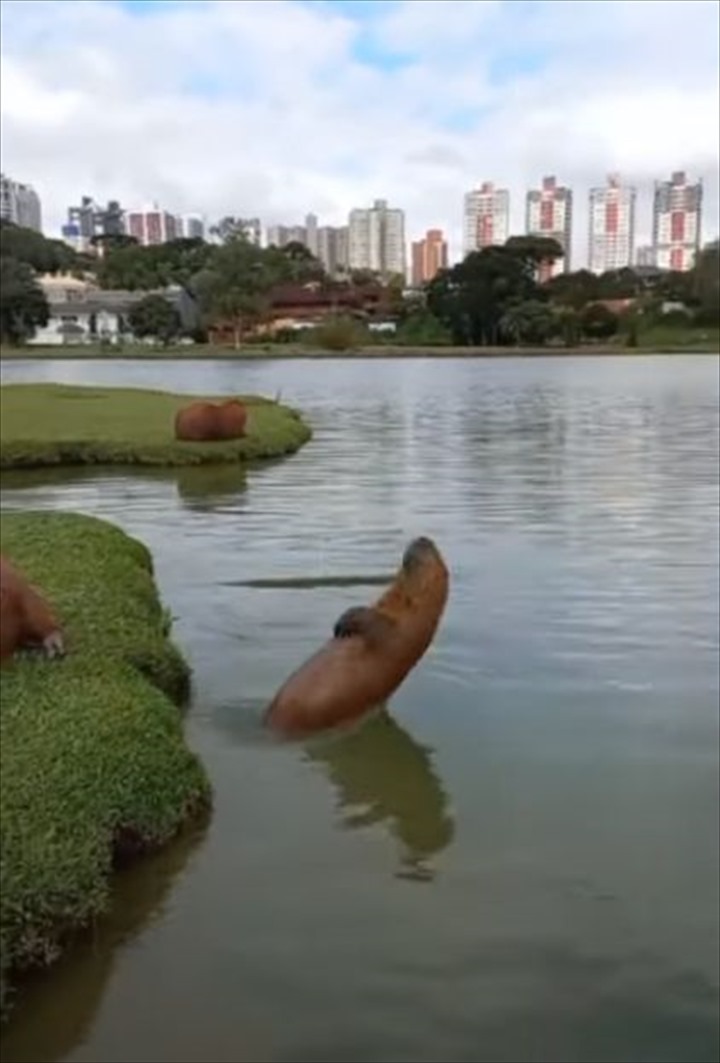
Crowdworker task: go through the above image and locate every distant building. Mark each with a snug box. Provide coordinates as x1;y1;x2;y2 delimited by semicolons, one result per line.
525;175;573;279
588;174;636;273
0;173;42;231
178;214;205;240
126;206;180;246
266;223;307;248
316;225;349;276
652;170;702;272
348;199;406;278
411;229;448;286
62;196;125;252
463;182;509;255
636;245;655;268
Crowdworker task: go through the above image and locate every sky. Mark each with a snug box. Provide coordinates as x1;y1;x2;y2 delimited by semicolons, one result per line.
1;0;718;266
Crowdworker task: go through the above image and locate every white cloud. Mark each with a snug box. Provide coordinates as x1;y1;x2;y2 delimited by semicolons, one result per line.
1;0;718;266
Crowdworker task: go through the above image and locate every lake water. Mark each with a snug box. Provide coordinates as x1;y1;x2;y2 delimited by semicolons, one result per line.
0;355;718;1063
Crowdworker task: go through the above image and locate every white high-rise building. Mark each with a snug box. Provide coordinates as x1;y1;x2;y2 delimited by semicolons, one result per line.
652;171;702;272
588;174;636;273
525;175;573;279
179;214;206;240
463;182;509;255
348;199;406;278
0;174;42;232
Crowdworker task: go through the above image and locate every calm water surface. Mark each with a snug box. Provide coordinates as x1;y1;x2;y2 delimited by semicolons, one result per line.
0;356;718;1063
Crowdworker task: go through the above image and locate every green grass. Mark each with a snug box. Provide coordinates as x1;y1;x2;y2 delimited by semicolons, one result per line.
633;323;720;351
0;383;312;469
0;511;211;1022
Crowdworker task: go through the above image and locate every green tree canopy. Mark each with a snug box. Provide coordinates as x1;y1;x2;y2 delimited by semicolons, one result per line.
127;295;181;345
0;257;50;344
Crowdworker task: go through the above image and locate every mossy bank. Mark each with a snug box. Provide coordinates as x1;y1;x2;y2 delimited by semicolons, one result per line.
0;511;211;1022
0;383;312;469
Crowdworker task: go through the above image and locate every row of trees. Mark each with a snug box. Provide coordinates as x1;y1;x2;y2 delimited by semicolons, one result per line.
1;216;718;347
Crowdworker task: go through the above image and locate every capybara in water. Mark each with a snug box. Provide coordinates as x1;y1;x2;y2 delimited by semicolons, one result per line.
174;399;247;442
264;536;449;738
0;555;65;664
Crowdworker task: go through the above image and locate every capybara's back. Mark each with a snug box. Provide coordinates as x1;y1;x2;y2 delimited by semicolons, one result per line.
174;399;247;441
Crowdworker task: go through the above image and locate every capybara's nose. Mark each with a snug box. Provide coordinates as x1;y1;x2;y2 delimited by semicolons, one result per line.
402;536;438;568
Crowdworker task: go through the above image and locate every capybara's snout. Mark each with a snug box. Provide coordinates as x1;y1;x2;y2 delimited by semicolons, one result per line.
402;535;440;571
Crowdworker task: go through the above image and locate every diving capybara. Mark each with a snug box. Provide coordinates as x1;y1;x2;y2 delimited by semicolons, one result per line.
174;399;247;442
0;555;65;664
264;536;449;738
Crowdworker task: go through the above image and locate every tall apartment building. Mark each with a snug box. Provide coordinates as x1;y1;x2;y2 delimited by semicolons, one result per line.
636;245;655;268
0;173;42;231
266;223;308;248
348;199;406;278
317;225;349;276
411;229;448;286
525;175;573;279
463;182;509;255
61;196;125;251
588;174;636;273
652;170;702;272
126;206;179;246
179;214;205;240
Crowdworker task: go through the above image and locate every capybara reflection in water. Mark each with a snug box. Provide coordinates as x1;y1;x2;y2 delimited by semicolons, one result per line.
264;536;449;738
0;555;65;664
174;398;248;442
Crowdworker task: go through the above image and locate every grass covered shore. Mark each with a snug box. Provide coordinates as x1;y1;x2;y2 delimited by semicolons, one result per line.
1;330;718;361
0;383;312;469
0;511;211;1021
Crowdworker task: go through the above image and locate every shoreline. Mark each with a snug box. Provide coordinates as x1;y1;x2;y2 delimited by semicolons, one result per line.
1;344;719;361
0;383;312;469
0;512;212;1022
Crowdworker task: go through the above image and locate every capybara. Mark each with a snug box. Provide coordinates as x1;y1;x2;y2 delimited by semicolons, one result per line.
264;536;449;738
0;554;65;664
174;399;247;442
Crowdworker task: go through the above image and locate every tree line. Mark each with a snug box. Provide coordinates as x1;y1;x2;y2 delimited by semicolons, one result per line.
1;218;717;347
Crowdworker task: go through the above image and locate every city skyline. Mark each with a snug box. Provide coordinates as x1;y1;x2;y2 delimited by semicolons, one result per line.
1;168;710;278
0;0;717;269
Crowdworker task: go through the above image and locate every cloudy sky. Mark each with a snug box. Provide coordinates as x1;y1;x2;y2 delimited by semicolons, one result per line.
1;0;718;265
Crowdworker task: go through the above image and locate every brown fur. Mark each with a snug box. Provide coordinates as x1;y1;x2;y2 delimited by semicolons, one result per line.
0;555;65;664
174;398;247;442
264;536;449;737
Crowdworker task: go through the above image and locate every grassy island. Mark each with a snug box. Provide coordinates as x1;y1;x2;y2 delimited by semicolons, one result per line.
0;383;312;469
0;511;211;1021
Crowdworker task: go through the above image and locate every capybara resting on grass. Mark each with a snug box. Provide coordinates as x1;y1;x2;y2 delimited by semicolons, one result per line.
264;536;450;738
174;399;248;442
0;554;65;664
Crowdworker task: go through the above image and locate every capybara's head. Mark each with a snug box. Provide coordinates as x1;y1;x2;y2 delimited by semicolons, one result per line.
402;536;441;572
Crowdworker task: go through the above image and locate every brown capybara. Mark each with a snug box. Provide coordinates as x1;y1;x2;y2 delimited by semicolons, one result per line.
264;536;449;738
174;399;247;442
0;554;65;665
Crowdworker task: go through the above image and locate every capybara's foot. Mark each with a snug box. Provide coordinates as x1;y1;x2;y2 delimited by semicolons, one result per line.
41;631;65;659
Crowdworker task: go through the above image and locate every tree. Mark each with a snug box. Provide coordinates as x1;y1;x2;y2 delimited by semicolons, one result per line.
692;241;720;325
425;247;542;346
499;299;557;345
127;295;181;345
545;268;600;310
0;257;50;344
96;237;212;294
0;220;77;275
504;235;565;277
580;302;619;340
193;235;290;347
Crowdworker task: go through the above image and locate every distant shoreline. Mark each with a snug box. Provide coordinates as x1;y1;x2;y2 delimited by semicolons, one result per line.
1;343;719;361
